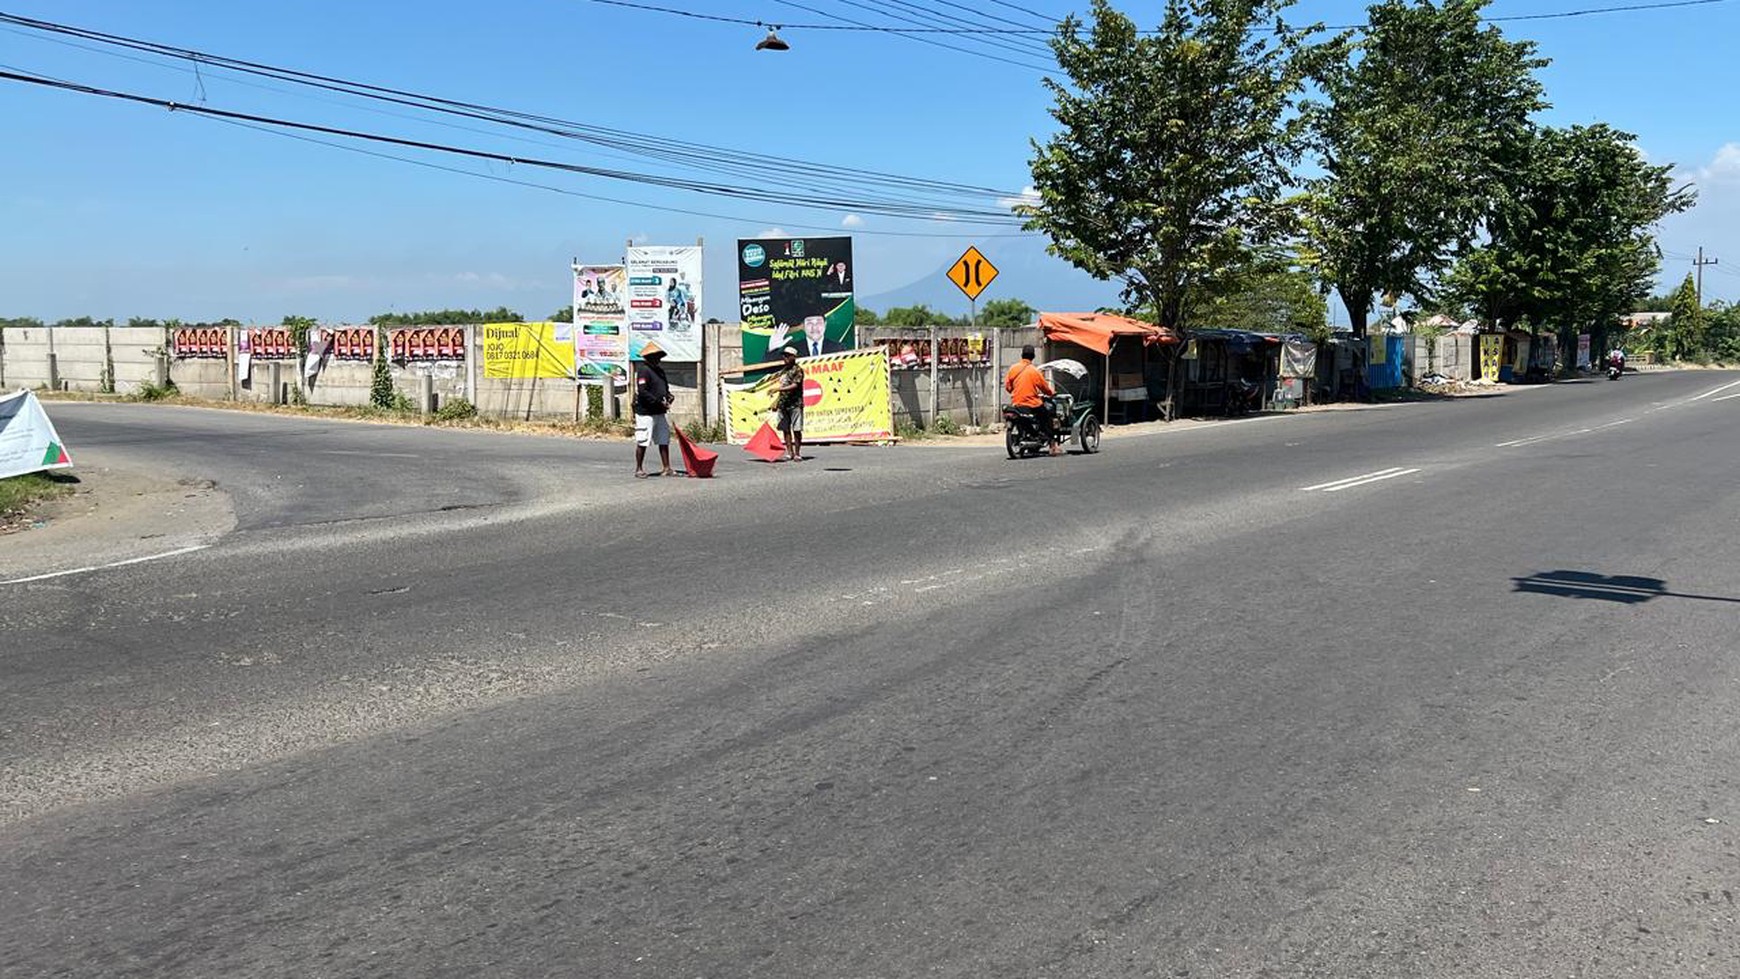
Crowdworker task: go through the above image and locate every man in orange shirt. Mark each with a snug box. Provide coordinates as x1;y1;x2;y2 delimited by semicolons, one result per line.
1005;343;1061;455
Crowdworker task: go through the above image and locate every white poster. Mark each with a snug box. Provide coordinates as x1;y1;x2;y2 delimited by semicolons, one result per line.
0;390;73;480
625;244;703;362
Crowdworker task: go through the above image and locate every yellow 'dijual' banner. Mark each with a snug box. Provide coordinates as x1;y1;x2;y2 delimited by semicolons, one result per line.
481;321;576;380
723;348;893;444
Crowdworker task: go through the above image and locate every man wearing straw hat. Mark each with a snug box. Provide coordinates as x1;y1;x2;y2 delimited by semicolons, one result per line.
771;344;806;462
633;341;676;478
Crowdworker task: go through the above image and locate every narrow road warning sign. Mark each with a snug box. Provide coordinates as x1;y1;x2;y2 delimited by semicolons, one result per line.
947;246;999;302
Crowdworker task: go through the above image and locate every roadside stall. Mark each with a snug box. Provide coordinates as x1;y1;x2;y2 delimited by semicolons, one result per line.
1180;329;1293;415
1037;312;1179;424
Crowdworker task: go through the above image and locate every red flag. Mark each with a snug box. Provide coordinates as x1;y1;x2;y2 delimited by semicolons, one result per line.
743;422;785;463
672;427;718;478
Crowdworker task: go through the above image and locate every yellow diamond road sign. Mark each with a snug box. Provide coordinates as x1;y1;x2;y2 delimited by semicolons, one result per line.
947;246;999;302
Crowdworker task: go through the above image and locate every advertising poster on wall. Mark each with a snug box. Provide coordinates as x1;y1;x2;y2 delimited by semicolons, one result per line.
481;322;576;380
573;265;630;382
737;236;855;369
721;347;892;444
624;245;703;362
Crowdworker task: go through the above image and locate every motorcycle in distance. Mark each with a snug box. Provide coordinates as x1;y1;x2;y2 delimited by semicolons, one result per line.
1002;358;1103;458
1606;353;1625;380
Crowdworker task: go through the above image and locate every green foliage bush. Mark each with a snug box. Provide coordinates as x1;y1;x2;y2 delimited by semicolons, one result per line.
435;396;478;421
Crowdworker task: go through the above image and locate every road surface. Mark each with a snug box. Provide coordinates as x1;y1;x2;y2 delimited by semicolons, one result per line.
4;373;1738;977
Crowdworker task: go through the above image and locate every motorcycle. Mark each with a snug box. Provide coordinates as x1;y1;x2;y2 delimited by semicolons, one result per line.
1606;357;1624;380
1003;359;1103;458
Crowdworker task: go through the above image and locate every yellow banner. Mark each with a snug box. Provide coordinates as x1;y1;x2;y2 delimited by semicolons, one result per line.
1479;334;1503;380
724;348;893;443
481;321;575;380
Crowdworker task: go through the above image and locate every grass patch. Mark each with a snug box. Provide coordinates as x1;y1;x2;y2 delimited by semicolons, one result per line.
0;471;76;524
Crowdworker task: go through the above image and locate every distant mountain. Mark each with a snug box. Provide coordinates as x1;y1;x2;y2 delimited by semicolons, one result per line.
859;237;1119;319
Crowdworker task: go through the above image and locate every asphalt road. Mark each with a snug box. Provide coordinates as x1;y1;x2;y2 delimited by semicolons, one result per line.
4;373;1739;977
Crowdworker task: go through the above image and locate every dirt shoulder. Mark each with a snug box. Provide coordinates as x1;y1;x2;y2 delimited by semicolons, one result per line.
0;463;236;581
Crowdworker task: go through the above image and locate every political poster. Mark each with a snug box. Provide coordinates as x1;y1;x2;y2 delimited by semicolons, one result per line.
624;245;703;362
481;321;575;380
0;389;73;480
573;265;630;382
722;347;892;444
1577;334;1592;370
738;236;855;369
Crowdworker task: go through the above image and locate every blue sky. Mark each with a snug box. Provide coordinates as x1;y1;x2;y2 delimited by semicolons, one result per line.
3;0;1738;326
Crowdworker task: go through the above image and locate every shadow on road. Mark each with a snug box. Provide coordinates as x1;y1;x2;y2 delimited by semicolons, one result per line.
1511;570;1740;605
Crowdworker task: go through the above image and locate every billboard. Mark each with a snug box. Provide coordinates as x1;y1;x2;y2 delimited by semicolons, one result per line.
737;236;855;368
722;347;892;444
624;245;703;362
573;265;630;382
481;322;575;380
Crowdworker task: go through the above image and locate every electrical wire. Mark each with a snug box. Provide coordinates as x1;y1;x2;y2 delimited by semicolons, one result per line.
585;0;1731;33
0;68;1030;226
765;0;1055;70
202;113;1038;239
818;0;1056;60
0;11;1026;207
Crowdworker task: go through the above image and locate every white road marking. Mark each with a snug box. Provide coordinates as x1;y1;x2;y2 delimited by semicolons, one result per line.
1592;418;1636;430
1688;378;1740;402
1321;468;1421;492
1300;468;1406;492
3;544;212;585
1714;392;1740;403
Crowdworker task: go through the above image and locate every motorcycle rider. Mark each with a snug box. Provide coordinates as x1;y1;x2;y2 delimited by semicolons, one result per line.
1607;347;1626;376
1004;344;1061;456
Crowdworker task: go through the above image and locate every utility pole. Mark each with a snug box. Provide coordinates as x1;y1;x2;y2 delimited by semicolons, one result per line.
1694;247;1720;310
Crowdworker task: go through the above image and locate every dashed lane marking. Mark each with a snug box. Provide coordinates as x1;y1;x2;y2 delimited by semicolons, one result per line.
1299;467;1422;493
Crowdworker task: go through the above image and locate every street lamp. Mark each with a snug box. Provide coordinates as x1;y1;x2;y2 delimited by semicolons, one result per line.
755;26;790;51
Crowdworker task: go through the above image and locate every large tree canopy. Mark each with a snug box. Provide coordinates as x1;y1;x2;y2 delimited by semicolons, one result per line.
1026;0;1319;331
1303;0;1546;336
1442;123;1693;353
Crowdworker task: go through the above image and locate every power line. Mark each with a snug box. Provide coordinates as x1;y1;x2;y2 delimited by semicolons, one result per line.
822;0;1056;60
202;112;1037;239
0;11;1025;207
765;0;1055;70
585;0;1731;33
0;69;1026;223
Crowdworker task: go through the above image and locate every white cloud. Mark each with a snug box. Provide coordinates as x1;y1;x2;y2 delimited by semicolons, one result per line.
841;213;864;228
999;185;1041;212
1698;143;1740;183
757;226;788;238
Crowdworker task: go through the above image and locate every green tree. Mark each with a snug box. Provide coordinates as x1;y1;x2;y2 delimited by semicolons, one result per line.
0;317;45;330
883;304;961;327
1660;273;1704;360
854;307;882;327
1443;124;1694;357
1190;259;1329;339
368;308;522;326
550;306;574;323
51;316;114;329
1303;0;1547;336
977;298;1037;328
1026;0;1319;330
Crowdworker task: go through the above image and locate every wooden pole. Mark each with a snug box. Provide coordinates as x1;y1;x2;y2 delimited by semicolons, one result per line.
1103;336;1113;424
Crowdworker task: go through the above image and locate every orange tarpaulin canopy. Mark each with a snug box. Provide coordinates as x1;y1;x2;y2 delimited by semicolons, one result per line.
1037;312;1178;356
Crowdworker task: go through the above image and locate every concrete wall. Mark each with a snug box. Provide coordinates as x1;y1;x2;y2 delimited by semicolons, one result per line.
861;325;1039;429
3;321;1037;430
1410;333;1474;382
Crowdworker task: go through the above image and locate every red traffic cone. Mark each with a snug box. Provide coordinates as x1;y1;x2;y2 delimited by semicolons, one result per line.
673;427;718;478
743;422;785;463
